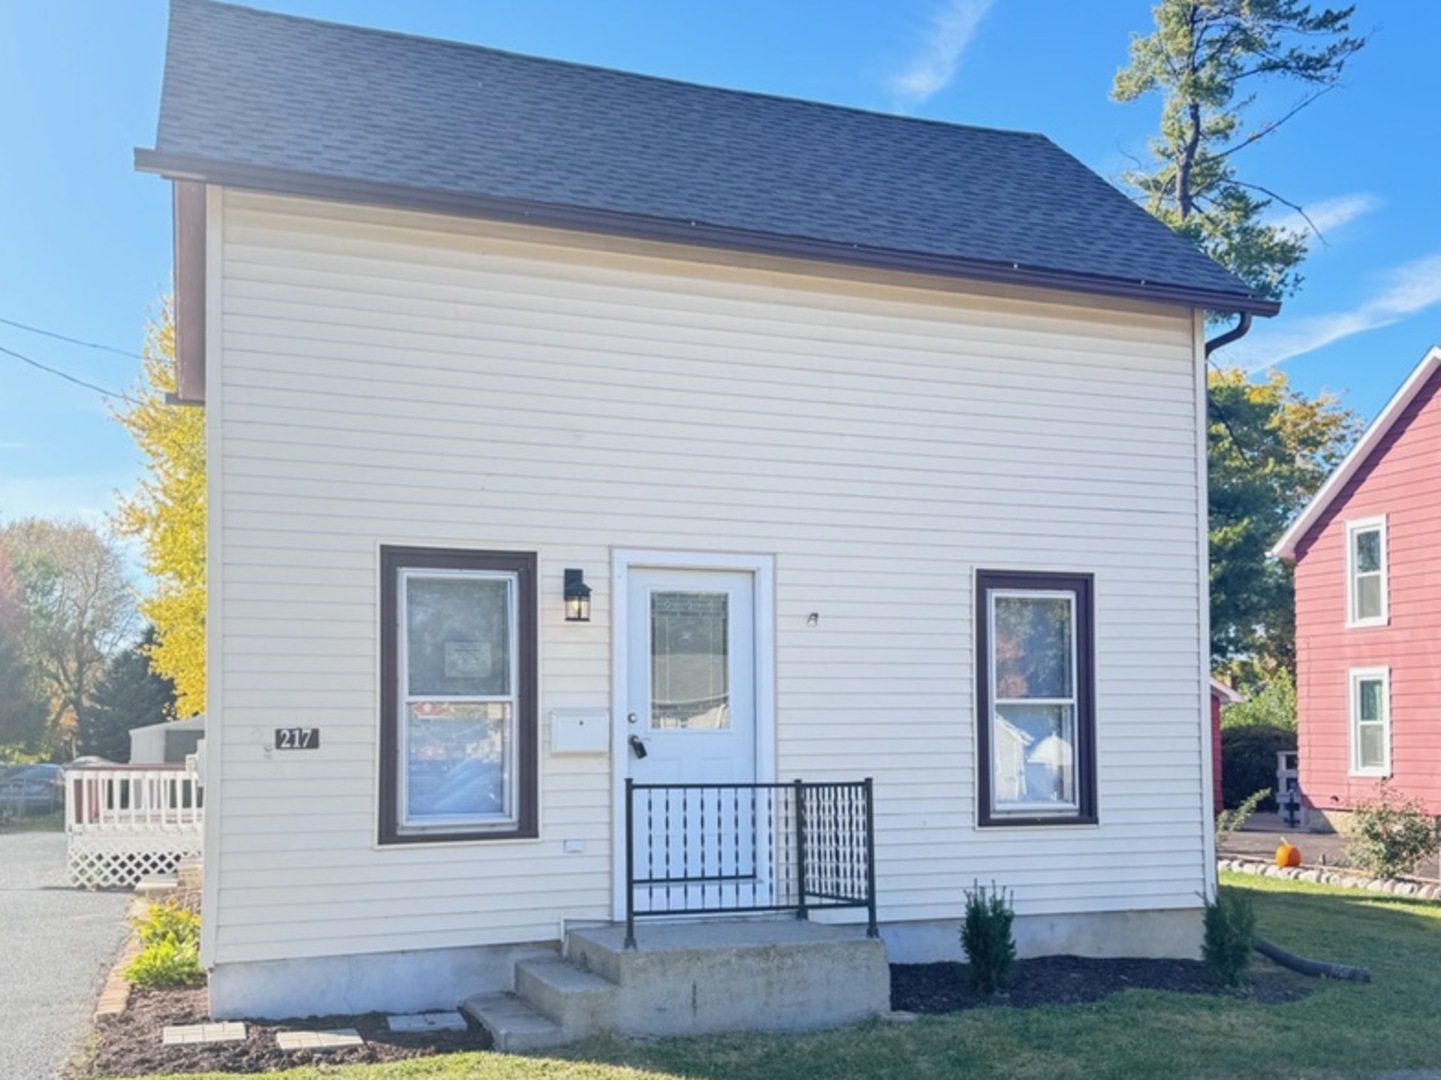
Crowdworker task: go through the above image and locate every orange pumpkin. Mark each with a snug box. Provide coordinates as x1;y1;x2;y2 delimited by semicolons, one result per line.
1275;839;1302;868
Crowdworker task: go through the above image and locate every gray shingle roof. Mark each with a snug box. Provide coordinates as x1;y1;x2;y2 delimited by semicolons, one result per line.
138;0;1278;314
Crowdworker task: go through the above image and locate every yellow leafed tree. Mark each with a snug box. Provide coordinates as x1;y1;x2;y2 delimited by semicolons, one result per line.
112;298;206;716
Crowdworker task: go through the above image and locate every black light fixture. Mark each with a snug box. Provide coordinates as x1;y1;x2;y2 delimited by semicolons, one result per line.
563;569;592;622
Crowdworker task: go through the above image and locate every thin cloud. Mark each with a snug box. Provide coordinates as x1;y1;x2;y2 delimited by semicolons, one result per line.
1269;192;1382;240
1234;253;1441;371
889;0;995;107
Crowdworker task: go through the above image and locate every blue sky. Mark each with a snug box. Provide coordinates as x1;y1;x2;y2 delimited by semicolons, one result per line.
2;0;1437;530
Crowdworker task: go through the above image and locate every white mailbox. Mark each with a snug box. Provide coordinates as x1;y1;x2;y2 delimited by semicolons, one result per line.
550;709;610;755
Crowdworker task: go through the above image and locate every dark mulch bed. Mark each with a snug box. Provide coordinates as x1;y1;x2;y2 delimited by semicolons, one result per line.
891;956;1311;1014
82;987;492;1077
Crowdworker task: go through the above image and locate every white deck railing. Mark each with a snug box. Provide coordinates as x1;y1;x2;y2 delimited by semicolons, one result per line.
65;765;204;888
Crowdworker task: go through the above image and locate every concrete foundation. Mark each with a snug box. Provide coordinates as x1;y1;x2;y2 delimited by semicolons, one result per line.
207;940;557;1020
880;907;1205;964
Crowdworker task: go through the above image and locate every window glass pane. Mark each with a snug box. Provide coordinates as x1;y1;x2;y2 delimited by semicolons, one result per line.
1358;723;1385;770
1354;529;1382;574
406;575;512;697
651;591;730;730
993;704;1075;807
994;595;1073;699
406;701;510;819
1358;678;1384;722
1355;575;1383;621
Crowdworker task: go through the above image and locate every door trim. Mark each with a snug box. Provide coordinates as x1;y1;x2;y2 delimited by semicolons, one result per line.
610;549;776;922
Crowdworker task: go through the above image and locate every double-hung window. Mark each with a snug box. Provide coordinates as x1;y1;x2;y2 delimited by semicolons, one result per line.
976;570;1096;826
380;547;537;844
1348;667;1390;777
1345;517;1387;627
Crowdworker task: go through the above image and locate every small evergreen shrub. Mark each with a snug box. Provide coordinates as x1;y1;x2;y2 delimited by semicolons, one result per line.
1202;887;1255;987
1346;782;1440;879
125;900;203;988
960;881;1016;995
1220;724;1296;810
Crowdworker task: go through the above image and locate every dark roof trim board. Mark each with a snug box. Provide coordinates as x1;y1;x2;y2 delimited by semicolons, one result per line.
138;0;1280;318
1273;346;1441;560
135;149;1278;316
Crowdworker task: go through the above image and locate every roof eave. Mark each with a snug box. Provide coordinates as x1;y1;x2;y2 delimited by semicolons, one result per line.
1272;345;1441;560
134;148;1281;318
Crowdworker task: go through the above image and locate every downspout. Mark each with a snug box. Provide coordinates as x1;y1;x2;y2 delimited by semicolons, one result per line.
1204;311;1253;358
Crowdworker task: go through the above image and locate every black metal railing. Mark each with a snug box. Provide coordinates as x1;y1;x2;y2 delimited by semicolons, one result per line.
624;778;877;948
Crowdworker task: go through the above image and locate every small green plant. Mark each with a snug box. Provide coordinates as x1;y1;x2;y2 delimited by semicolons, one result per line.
1215;787;1271;846
1346;782;1440;879
1202;887;1255;987
125;900;204;988
960;881;1016;995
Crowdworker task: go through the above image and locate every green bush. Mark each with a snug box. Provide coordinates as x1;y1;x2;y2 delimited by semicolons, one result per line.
1347;782;1440;879
126;900;203;988
1202;887;1255;987
1220;724;1295;810
1215;787;1271;845
1220;668;1296;731
960;881;1016;995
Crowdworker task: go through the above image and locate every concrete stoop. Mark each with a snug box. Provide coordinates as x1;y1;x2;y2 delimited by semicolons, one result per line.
463;918;890;1050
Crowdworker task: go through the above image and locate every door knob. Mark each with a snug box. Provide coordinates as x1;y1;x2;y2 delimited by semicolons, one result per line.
628;734;649;759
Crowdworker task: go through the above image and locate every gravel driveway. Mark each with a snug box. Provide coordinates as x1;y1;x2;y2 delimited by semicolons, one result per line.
0;830;130;1080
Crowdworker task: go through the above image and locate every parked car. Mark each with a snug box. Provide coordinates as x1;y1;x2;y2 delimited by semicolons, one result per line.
0;763;65;815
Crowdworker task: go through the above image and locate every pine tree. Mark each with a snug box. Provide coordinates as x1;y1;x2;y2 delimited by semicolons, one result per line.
81;627;177;762
1113;1;1366;301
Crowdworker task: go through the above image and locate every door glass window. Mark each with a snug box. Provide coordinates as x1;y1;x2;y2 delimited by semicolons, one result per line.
650;591;730;730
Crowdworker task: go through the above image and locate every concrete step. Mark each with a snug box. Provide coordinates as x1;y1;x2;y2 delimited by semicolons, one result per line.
460;992;573;1053
514;957;617;1036
562;918;890;1037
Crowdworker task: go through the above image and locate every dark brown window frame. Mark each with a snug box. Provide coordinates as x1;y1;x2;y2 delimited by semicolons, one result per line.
975;569;1097;828
379;546;538;845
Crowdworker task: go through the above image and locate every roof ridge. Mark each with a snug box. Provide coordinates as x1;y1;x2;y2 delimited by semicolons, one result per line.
174;0;1056;144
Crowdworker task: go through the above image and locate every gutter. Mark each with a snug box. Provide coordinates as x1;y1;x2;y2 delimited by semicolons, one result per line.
1203;311;1254;358
134;149;1283;319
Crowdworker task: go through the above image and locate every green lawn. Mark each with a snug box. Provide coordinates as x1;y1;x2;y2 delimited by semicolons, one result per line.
0;808;64;833
103;872;1441;1080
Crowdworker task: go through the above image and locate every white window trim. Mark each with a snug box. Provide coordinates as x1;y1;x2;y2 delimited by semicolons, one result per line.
1348;666;1391;777
988;588;1081;818
1345;516;1388;628
397;567;521;833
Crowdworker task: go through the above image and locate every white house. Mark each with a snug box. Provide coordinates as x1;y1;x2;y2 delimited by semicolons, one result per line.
138;0;1279;1029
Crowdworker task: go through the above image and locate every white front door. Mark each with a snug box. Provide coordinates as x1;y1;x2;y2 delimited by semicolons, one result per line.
625;568;756;786
619;564;764;916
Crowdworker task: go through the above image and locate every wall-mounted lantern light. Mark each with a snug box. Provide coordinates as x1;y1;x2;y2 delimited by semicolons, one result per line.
563;569;592;622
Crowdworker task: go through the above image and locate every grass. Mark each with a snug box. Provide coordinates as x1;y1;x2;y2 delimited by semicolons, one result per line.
0;807;64;832
98;872;1441;1080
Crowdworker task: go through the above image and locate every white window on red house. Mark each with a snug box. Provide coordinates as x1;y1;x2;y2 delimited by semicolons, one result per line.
1349;667;1390;776
1346;517;1387;627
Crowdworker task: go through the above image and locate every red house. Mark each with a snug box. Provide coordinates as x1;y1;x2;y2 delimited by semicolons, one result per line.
1274;347;1441;823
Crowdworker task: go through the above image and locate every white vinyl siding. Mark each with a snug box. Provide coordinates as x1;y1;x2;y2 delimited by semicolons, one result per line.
1345;517;1388;627
1349;667;1390;776
208;189;1209;966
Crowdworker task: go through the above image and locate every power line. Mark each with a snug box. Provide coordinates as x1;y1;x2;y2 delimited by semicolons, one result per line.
0;344;129;401
0;315;145;360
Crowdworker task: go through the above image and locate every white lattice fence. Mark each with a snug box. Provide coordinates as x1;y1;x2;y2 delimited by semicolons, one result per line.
67;832;205;889
66;767;204;889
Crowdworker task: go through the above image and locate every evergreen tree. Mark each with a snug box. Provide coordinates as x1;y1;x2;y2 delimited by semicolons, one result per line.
1113;0;1366;301
81;627;177;762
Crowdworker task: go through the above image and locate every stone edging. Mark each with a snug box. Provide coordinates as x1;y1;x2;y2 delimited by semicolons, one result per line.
95;897;148;1022
1219;856;1441;900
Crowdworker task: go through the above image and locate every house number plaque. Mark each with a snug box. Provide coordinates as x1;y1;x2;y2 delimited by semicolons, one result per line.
275;727;321;750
